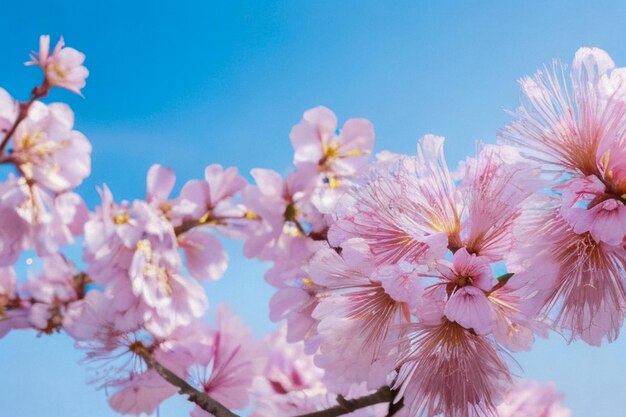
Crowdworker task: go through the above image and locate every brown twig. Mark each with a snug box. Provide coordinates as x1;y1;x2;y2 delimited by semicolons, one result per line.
133;344;240;417
293;386;394;417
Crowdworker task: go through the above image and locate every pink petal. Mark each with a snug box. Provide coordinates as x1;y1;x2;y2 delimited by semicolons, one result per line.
444;286;494;334
180;229;228;281
146;164;176;203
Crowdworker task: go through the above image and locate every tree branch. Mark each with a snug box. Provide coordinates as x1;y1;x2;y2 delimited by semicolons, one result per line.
133;345;240;417
293;386;394;417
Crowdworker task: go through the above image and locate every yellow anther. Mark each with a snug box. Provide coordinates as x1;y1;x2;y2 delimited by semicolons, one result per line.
327;176;341;189
114;212;129;225
244;211;260;220
136;239;152;258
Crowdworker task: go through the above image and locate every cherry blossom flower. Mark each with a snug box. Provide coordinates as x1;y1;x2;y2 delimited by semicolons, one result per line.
26;35;89;95
509;202;626;345
310;242;413;391
10;101;91;192
393;319;511;417
329;135;458;267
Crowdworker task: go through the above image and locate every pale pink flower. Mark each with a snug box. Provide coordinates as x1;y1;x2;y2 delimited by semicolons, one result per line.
11;101;91;192
393;320;511;417
488;285;550;352
0;176;87;261
242;165;320;259
172;164;247;225
84;183;208;338
0;87;18;140
436;248;496;335
310;243;411;391
499;47;622;177
497;380;571;417
27;35;89;95
329;135;459;266
459;144;544;260
499;47;626;246
290;106;374;177
559;175;626;245
510;202;626;345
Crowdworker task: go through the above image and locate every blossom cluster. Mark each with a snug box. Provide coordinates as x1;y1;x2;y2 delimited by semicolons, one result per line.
2;35;621;417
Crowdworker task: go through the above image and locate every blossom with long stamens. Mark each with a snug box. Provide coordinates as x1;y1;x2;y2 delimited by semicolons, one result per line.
499;47;626;246
509;201;626;345
459;144;544;260
310;241;415;391
329;135;458;267
393;319;511;417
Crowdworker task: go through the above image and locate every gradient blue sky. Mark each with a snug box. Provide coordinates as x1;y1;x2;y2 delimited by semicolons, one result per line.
1;1;625;416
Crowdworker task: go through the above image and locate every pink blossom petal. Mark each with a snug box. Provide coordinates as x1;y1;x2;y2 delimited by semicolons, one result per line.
444;286;494;334
146;164;176;203
180;229;228;281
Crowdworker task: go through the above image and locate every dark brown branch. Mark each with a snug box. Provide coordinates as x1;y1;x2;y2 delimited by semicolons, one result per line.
133;345;240;417
293;386;394;417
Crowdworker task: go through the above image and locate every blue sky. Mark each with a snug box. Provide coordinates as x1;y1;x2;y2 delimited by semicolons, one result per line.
1;1;625;416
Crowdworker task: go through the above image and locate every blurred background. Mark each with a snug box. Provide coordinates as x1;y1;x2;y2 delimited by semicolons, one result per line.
1;1;625;416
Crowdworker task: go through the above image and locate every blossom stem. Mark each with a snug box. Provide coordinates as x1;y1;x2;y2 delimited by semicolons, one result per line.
134;345;240;417
0;83;49;158
293;386;396;417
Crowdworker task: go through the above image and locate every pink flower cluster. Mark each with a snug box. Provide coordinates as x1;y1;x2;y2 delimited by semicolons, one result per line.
1;36;616;417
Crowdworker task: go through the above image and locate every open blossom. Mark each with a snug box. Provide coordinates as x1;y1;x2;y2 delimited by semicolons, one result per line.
393;319;511;417
329;135;458;267
499;47;626;246
509;200;626;345
84;180;207;337
26;35;89;95
242;164;322;259
499;47;626;344
11;101;91;192
0;175;87;265
459;144;544;260
559;175;626;246
310;242;413;391
290;106;374;177
289;106;375;212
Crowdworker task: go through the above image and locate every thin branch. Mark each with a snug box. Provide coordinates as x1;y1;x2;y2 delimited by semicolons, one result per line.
133;345;240;417
293;386;394;417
